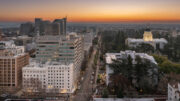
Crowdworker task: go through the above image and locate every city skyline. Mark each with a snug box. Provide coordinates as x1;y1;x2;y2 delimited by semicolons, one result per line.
0;0;180;23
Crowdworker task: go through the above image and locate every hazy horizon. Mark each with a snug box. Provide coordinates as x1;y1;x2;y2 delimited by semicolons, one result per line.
0;0;180;22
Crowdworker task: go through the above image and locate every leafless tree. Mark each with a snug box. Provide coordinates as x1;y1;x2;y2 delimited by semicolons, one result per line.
23;78;46;97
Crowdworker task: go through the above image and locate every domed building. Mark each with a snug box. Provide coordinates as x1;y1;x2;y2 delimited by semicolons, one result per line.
143;28;153;41
126;28;168;50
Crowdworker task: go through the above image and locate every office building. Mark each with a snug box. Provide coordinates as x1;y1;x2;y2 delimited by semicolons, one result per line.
53;17;67;35
36;35;60;63
19;22;34;36
36;33;84;66
36;33;84;85
35;18;42;31
35;18;66;36
0;41;29;91
23;61;75;93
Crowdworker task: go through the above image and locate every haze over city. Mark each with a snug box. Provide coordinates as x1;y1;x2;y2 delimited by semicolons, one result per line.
1;0;180;101
0;0;180;22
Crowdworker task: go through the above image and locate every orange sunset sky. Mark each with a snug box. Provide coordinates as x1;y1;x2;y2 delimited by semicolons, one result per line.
0;0;180;22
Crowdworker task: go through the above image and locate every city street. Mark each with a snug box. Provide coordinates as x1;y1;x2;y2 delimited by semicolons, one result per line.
72;46;97;101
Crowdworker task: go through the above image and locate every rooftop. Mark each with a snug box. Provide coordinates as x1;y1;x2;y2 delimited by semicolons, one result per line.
126;38;167;43
0;40;26;57
106;50;157;64
23;60;73;70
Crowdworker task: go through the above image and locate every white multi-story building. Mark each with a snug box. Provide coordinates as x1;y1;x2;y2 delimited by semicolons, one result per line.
168;82;180;101
31;32;84;94
59;33;84;85
22;61;75;93
105;50;158;85
126;29;168;49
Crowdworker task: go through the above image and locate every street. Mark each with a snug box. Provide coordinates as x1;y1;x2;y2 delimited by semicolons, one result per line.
72;46;97;101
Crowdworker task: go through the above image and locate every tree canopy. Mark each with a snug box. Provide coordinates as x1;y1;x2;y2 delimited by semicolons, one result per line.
109;55;158;94
152;54;180;74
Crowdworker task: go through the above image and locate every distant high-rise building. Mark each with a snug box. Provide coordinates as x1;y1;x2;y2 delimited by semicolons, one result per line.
35;18;64;36
40;20;51;36
44;23;60;35
53;17;67;35
20;22;34;35
35;18;42;34
35;18;42;29
0;41;29;91
51;23;60;35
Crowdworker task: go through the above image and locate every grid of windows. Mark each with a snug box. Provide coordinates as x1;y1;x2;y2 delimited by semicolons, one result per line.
23;64;73;93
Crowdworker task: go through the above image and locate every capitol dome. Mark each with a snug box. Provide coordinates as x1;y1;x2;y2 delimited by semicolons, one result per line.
143;28;153;41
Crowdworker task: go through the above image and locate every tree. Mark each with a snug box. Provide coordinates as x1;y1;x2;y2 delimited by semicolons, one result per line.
23;78;46;97
152;54;180;74
108;74;129;97
134;43;154;53
135;56;153;83
102;88;109;98
117;90;124;98
109;55;159;94
93;37;98;45
81;53;88;71
127;56;133;82
100;30;127;53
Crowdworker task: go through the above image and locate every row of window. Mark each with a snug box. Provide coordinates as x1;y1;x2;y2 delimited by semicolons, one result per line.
23;75;46;77
48;67;70;69
23;71;46;73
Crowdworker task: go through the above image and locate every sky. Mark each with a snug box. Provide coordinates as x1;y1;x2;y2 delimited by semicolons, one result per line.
0;0;180;23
